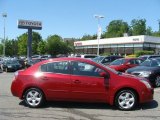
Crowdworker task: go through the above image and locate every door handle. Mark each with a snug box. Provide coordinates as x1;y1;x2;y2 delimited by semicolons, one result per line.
74;80;81;84
41;77;48;81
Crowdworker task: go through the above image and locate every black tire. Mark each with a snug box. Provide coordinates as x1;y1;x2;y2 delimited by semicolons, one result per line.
115;89;137;110
154;75;160;87
24;88;45;108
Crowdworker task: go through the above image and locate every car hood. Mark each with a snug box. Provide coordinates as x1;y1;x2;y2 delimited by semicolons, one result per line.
117;72;145;81
126;66;158;73
6;63;20;66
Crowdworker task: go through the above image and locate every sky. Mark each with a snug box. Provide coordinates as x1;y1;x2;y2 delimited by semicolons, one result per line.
0;0;160;40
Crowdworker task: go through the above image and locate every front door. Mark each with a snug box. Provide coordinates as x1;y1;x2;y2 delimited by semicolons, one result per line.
70;61;109;102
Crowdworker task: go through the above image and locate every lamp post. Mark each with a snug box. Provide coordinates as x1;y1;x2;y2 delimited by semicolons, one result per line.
2;13;7;57
94;15;104;56
158;19;160;32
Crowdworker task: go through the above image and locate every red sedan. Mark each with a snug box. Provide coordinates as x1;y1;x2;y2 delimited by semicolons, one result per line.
11;57;153;110
108;58;144;72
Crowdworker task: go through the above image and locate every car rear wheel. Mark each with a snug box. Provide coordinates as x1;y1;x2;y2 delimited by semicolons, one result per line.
24;88;45;108
115;89;137;110
155;75;160;87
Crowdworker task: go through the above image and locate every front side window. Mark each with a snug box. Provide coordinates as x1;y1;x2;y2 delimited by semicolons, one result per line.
40;61;69;74
71;61;104;77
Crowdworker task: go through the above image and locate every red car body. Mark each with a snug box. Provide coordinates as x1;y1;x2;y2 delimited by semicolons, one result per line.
11;57;153;110
108;58;144;72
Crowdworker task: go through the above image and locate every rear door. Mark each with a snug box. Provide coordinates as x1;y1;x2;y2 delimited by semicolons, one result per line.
70;61;109;102
39;61;71;100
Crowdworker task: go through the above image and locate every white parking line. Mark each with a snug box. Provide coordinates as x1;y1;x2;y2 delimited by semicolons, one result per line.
154;88;160;92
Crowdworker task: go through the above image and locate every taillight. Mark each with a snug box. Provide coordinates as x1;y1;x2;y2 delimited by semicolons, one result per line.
13;71;19;80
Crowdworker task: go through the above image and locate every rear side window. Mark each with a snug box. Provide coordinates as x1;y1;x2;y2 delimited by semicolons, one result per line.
40;61;69;74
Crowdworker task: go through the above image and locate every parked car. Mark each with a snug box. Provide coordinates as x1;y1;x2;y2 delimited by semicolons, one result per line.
108;58;144;72
31;55;41;59
138;55;160;61
25;58;42;68
126;58;160;87
41;54;52;60
2;60;22;72
75;54;98;59
11;57;153;110
93;55;123;65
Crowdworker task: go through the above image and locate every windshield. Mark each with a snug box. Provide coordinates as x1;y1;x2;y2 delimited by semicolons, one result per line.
93;56;104;63
6;60;19;64
110;59;125;65
139;56;148;60
94;61;118;74
140;59;160;67
140;59;151;66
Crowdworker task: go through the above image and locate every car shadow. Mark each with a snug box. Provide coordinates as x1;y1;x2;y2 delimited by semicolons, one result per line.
137;100;158;110
19;100;158;110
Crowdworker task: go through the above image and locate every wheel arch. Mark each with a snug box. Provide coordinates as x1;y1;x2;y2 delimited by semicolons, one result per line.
113;87;139;106
21;86;46;100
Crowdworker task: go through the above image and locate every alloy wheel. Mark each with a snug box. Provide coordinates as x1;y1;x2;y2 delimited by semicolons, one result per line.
25;88;44;108
115;90;137;110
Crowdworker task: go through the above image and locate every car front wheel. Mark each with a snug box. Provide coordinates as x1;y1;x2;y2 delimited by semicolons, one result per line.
115;90;137;110
24;88;45;108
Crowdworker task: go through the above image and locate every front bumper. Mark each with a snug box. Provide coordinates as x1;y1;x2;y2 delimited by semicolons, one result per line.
139;88;154;103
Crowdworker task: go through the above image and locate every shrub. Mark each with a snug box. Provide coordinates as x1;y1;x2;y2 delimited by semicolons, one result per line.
100;52;111;56
135;50;154;57
125;54;136;58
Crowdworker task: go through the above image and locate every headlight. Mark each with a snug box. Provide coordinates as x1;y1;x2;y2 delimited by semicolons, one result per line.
140;80;152;88
138;71;152;77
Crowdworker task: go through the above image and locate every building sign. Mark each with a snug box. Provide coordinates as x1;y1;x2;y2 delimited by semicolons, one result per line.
74;42;82;46
132;38;139;42
18;19;42;30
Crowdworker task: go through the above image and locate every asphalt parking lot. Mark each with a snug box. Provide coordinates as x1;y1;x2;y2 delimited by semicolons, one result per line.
0;73;160;120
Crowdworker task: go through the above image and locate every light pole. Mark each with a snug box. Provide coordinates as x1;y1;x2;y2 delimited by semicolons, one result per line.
94;15;104;56
158;19;160;32
2;13;7;57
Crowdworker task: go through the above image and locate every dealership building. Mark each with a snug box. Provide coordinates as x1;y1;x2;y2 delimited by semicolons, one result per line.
74;35;160;55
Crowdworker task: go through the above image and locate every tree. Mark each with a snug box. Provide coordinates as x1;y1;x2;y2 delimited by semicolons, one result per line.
81;34;96;40
37;40;46;55
146;26;153;35
0;44;3;55
5;39;18;56
104;20;129;38
17;33;28;55
130;19;146;35
152;31;160;37
17;32;42;56
32;32;42;55
46;35;72;56
46;35;63;56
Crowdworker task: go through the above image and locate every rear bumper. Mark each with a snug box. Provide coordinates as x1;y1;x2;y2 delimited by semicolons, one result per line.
11;79;23;99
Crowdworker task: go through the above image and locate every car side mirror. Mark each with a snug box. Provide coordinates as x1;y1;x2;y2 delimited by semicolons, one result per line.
99;72;107;78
